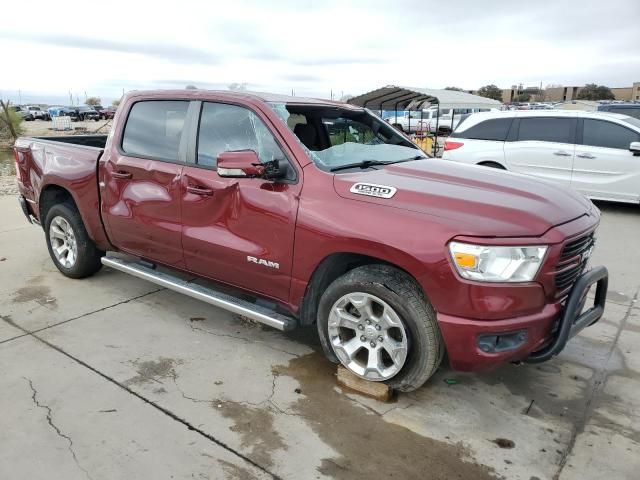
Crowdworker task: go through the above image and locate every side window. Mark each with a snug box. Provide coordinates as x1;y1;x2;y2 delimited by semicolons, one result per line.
197;102;284;168
582;119;640;150
453;118;512;141
122;101;189;161
517;117;574;143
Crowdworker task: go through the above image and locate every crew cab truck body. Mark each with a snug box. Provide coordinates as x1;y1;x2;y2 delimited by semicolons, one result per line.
14;89;608;391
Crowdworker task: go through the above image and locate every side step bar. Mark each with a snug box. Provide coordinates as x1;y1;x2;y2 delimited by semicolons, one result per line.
101;256;297;331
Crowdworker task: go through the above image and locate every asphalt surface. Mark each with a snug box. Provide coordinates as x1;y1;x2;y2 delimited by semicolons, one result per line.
0;194;638;479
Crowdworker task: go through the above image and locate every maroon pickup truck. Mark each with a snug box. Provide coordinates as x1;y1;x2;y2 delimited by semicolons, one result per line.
13;89;608;391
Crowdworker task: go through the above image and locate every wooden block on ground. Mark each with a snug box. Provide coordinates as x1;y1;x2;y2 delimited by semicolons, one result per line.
336;365;393;402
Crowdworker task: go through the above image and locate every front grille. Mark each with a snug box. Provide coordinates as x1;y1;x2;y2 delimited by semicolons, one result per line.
554;232;595;296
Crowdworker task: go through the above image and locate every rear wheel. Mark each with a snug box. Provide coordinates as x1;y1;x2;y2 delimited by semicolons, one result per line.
317;265;444;392
44;202;104;278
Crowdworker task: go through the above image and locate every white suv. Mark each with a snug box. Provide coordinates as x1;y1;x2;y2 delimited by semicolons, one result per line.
442;110;640;204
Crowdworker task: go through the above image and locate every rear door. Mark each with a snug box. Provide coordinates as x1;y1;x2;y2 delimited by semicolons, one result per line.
571;118;640;202
504;115;577;186
180;101;301;302
101;99;190;267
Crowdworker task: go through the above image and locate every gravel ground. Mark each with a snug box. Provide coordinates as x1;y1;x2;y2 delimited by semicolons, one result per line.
0;176;17;196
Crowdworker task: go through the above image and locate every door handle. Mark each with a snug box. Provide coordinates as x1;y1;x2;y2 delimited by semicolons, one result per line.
111;170;132;179
186;185;214;196
553;151;572;157
576;153;596;159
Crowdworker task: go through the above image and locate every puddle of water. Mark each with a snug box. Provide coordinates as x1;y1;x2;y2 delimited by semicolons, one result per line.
0;148;15;176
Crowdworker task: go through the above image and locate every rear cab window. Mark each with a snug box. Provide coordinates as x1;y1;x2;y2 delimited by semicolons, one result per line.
121;100;189;162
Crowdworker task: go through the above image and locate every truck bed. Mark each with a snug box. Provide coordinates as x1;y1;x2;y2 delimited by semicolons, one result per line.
31;134;108;149
14;134;111;250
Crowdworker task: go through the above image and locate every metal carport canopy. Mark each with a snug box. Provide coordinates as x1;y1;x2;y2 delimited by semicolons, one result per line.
347;85;502;110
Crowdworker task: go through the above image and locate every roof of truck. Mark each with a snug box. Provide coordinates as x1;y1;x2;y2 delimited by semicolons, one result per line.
126;89;359;108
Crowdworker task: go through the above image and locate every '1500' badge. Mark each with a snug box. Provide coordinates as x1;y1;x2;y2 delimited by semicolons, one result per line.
350;183;397;199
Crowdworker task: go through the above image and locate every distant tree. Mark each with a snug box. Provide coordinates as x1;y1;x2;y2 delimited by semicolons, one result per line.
339;94;355;102
112;99;121;107
0;99;23;141
477;84;503;101
185;84;198;90
445;86;464;92
86;96;101;106
513;93;531;102
577;84;615;101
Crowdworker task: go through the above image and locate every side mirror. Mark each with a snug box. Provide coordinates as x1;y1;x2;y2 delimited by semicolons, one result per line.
217;151;264;178
630;142;640;156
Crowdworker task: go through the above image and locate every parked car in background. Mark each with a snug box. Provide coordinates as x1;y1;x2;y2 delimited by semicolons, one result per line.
73;105;100;121
420;107;498;134
25;105;48;120
47;106;79;120
101;106;117;119
11;106;34;121
443;110;640;204
382;110;429;133
383;107;497;135
93;105;105;118
598;103;640;120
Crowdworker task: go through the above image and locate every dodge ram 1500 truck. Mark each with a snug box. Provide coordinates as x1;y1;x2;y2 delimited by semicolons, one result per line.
13;89;609;392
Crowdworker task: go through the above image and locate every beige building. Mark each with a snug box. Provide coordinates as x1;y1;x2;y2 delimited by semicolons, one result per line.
497;82;639;103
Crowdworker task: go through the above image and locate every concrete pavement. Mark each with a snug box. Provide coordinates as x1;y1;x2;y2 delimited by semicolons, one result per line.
0;194;638;479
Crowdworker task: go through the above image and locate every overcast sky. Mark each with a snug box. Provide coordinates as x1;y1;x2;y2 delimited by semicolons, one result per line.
1;0;639;104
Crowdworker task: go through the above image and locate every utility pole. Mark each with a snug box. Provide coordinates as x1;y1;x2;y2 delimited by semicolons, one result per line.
18;90;22;104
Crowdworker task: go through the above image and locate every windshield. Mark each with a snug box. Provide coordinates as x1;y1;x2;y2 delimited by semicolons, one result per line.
269;103;427;171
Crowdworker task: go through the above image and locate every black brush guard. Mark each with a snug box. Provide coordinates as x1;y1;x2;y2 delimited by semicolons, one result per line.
526;265;608;363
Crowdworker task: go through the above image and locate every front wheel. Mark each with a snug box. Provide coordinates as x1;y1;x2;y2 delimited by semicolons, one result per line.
44;202;104;278
317;265;444;392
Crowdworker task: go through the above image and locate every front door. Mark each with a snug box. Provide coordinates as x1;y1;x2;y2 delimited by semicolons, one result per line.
181;101;300;302
101;100;190;266
504;115;577;186
571;118;640;202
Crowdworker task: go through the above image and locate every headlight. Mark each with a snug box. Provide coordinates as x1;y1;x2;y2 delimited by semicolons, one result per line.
448;242;547;282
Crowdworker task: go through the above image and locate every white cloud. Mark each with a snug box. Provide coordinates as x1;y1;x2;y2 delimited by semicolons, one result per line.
1;0;638;104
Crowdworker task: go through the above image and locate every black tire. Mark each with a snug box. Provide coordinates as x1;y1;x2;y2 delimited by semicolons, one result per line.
317;264;444;392
44;201;104;279
478;161;505;169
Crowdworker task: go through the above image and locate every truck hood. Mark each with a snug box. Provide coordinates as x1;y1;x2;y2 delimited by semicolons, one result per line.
333;159;596;237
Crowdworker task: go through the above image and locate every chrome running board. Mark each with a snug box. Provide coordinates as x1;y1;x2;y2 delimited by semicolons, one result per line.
101;256;296;331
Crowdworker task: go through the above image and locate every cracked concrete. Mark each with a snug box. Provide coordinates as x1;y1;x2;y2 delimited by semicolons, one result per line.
1;195;639;479
23;377;93;480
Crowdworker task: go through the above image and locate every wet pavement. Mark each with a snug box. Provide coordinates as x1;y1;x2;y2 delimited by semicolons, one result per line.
0;194;638;479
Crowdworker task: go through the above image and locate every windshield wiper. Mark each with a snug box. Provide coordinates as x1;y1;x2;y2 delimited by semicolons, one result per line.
330;158;419;172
